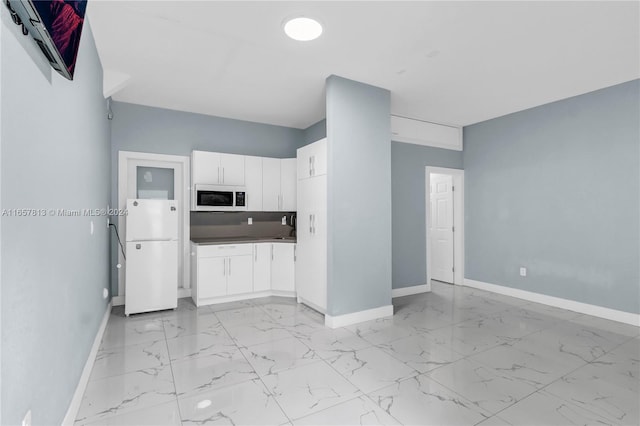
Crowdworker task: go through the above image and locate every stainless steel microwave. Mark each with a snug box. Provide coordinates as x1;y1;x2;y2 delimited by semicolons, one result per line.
193;184;247;211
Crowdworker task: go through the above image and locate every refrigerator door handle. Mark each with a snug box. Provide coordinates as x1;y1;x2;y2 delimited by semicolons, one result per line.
228;258;231;276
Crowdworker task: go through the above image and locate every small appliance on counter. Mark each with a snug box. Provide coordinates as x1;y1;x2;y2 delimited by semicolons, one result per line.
125;199;178;315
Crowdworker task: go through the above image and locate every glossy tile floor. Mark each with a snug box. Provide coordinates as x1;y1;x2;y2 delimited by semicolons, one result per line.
75;282;639;426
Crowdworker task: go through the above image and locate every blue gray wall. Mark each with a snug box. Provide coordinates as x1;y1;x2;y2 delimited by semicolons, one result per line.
1;19;111;426
301;119;326;146
326;76;392;316
464;79;640;314
391;143;463;289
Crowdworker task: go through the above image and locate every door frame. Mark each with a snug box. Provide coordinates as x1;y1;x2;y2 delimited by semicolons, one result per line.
425;167;464;288
117;151;191;303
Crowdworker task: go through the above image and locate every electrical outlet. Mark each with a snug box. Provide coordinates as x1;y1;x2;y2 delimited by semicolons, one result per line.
248;218;253;225
519;267;527;277
281;216;287;225
22;410;31;426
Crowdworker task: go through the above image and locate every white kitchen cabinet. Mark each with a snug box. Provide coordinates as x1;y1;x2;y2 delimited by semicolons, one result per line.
227;255;253;295
262;158;281;211
197;256;227;299
262;158;296;211
297;138;327;179
252;243;271;292
245;156;263;211
192;244;254;306
271;243;296;293
280;159;297;211
295;138;328;312
192;151;245;186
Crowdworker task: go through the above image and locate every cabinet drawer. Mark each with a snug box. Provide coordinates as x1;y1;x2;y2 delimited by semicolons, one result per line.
198;244;253;258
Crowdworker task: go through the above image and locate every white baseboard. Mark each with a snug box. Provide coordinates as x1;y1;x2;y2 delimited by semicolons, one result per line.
392;284;430;298
62;301;112;426
464;279;640;327
325;305;394;329
112;295;124;306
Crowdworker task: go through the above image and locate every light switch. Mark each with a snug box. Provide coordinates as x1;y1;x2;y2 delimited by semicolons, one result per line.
248;218;253;225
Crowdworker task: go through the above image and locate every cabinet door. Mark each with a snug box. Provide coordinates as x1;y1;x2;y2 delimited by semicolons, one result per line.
294;176;327;311
310;138;327;177
271;243;295;292
192;151;220;184
253;243;271;292
197;256;227;299
297;143;314;180
280;159;297;211
245;156;263;211
262;158;281;211
227;255;253;295
219;153;245;186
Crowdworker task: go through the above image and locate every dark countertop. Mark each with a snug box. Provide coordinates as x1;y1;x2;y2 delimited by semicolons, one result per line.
191;236;296;245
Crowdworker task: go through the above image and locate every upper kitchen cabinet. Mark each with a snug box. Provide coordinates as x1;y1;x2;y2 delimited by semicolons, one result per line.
263;158;296;211
192;151;245;186
297;138;327;179
280;159;297;211
244;156;263;211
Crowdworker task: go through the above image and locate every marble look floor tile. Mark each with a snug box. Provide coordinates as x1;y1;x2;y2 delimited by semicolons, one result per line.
469;344;582;388
75;366;176;424
165;328;236;362
484;306;561;334
378;334;463;373
569;315;640;338
99;319;166;350
368;374;489;426
225;321;294;348
293;396;400;425
495;390;613;425
296;327;372;360
545;365;640;424
178;378;289;426
171;350;258;398
426;358;538;415
346;318;416;346
207;299;255;313
508;321;629;364
475;415;515;426
79;400;181;426
520;302;584;321
215;306;273;326
240;336;318;377
89;340;169;381
327;346;418;393
273;313;326;339
589;338;640;393
427;322;515;357
261;360;361;420
162;310;221;339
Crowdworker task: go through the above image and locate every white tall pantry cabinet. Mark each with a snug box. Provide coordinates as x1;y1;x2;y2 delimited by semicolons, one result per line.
295;138;327;313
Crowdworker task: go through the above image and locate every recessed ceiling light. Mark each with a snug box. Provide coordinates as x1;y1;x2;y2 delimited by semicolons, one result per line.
284;17;323;41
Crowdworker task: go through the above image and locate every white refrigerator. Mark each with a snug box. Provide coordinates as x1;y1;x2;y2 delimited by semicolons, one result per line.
125;199;178;315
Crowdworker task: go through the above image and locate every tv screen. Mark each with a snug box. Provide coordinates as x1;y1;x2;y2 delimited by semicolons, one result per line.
7;0;87;80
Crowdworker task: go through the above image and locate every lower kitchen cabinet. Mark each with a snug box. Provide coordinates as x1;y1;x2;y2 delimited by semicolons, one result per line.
192;241;296;306
271;243;295;292
252;243;271;292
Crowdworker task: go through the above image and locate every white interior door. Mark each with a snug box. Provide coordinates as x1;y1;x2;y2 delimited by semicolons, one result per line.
118;152;189;301
430;173;454;283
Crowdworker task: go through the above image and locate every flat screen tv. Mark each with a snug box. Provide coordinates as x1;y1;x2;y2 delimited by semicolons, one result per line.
5;0;88;80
